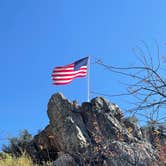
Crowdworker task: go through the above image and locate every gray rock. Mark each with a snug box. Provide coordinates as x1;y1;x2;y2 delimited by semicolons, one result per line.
52;154;76;166
123;117;143;140
27;93;159;165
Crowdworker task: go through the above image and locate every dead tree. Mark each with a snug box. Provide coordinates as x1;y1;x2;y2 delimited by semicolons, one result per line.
94;42;166;125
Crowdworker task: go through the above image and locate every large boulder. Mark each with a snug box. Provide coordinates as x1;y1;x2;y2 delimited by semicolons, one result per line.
27;93;159;165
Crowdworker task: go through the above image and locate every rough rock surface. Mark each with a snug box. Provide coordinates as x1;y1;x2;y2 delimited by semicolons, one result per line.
27;93;160;166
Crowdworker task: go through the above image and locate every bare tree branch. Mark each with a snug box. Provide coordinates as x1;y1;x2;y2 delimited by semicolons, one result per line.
93;42;166;124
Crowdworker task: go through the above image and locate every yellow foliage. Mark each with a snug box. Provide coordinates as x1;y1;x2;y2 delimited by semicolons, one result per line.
127;127;133;134
153;129;160;135
0;153;37;166
0;153;52;166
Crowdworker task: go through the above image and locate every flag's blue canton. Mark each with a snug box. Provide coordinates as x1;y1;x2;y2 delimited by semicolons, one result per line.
74;57;88;71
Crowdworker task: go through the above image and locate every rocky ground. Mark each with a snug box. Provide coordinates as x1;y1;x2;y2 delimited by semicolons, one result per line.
26;93;166;166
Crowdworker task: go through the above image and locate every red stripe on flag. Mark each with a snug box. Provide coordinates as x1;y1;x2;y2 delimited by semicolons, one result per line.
51;57;88;85
52;71;87;77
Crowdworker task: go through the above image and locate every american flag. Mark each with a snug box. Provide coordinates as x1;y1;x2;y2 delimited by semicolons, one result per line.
52;57;89;85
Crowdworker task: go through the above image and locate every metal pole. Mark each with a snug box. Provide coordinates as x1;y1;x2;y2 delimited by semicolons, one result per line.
87;56;90;102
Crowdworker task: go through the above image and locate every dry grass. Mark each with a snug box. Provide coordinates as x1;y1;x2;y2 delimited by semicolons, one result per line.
0;153;51;166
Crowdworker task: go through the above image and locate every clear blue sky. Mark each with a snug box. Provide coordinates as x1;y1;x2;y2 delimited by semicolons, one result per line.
0;0;166;148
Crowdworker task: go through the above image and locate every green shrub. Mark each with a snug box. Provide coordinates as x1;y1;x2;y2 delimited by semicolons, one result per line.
2;129;33;157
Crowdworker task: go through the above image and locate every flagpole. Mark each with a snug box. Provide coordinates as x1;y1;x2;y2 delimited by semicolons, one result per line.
87;56;90;102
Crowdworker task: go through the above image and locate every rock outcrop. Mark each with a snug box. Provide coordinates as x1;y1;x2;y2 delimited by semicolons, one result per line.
27;93;161;166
